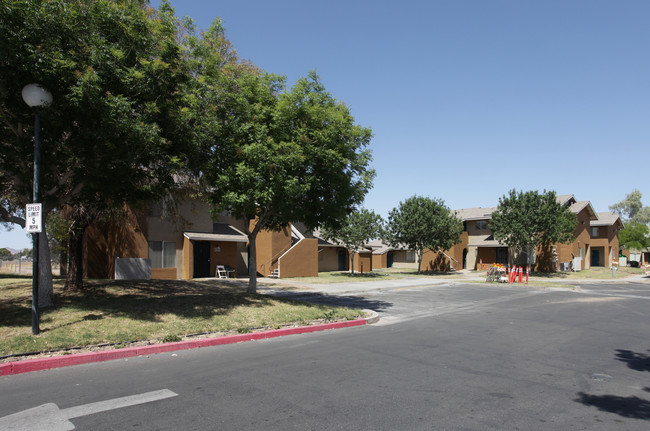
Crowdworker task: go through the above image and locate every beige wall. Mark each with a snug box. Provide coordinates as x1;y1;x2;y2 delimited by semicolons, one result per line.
319;247;346;272
419;232;468;272
182;236;192;280
352;252;372;273
279;238;318;278
254;225;292;277
372;253;387;269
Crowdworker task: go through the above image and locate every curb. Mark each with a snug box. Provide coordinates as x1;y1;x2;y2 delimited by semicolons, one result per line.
0;310;379;377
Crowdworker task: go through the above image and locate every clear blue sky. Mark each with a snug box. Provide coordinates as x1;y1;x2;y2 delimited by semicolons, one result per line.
3;0;649;250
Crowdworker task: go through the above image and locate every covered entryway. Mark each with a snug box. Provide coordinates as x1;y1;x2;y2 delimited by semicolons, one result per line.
387;251;394;268
338;249;348;271
184;224;249;279
193;241;211;278
591;247;604;267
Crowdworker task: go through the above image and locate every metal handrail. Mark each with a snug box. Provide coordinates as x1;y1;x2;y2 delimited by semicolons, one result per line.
259;243;293;276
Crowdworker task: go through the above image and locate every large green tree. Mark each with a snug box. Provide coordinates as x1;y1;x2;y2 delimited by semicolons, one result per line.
490;190;576;263
0;0;196;291
204;71;374;293
321;208;384;275
610;189;650;225
618;222;650;253
385;195;462;273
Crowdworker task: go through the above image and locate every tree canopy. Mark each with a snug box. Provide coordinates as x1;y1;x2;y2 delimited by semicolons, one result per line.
0;0;201;291
321;208;384;274
385;195;462;273
0;0;194;218
610;189;650;225
618;222;650;252
0;1;375;297
490;190;576;259
204;71;374;293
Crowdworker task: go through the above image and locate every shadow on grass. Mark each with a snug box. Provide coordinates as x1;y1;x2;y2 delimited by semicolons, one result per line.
529;272;570;279
327;272;390;279
376;269;457;277
0;278;316;329
0;273;32;280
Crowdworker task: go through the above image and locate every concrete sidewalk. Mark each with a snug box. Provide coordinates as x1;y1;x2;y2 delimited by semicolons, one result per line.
257;269;649;296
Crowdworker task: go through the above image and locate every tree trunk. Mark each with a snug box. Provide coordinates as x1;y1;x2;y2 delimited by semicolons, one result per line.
38;230;54;307
417;250;423;273
65;229;85;290
247;232;258;294
349;252;356;275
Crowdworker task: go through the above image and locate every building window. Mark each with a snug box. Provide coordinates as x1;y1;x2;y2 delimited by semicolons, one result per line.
149;241;176;268
591;227;599;237
476;220;488;230
406;250;416;262
150;196;171;218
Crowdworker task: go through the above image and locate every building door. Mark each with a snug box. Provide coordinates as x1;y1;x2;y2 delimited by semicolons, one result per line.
591;249;600;267
496;247;508;265
462;249;468;269
193;241;211;278
338;249;348;271
387;252;394;268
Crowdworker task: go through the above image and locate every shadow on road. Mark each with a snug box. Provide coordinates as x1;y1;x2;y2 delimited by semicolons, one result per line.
267;291;393;313
575;349;650;420
575;393;650;420
616;349;650;372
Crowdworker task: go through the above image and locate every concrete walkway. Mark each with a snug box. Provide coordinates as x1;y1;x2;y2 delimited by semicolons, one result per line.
256;269;650;297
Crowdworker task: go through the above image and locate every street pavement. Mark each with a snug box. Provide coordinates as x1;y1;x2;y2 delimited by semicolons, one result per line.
1;274;650;430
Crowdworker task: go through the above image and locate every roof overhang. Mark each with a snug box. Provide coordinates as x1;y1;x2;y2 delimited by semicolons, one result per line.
184;225;248;243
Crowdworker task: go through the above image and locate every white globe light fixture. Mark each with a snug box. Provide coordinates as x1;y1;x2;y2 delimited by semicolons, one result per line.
23;83;52;335
22;83;53;108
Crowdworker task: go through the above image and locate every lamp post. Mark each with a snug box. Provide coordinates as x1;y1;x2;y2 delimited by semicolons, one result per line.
22;83;52;335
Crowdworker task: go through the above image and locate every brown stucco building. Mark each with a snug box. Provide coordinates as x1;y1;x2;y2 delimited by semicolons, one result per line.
424;194;623;272
84;193;622;280
85;198;318;280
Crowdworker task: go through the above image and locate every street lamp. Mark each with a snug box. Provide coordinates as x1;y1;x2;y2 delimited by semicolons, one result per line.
22;83;52;335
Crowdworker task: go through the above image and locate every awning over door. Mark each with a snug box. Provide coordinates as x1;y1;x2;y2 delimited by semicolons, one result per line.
184;223;248;243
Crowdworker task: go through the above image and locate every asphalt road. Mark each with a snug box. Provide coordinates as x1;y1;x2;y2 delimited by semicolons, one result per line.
1;279;650;430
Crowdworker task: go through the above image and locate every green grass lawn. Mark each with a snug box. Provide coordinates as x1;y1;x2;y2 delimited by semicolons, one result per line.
0;276;362;358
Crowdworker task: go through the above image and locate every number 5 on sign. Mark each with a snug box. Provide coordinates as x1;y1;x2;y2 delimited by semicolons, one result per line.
25;203;42;233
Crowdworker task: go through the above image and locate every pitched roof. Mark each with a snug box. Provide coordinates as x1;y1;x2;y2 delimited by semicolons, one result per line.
568;200;598;220
592;211;623;227
453;207;496;221
366;239;411;254
556;194;576;206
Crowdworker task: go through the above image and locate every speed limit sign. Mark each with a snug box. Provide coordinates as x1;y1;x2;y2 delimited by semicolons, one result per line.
26;203;42;233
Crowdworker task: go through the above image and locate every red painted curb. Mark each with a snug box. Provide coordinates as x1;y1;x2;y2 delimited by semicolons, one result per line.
0;319;367;377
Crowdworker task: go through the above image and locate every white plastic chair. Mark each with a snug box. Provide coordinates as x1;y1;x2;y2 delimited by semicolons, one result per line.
216;265;228;279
